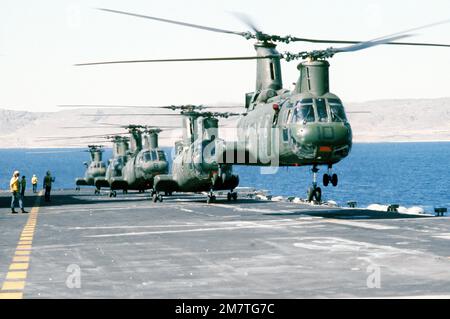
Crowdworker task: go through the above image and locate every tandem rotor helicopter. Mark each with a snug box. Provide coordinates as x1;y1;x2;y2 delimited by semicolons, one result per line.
74;144;106;194
77;8;450;202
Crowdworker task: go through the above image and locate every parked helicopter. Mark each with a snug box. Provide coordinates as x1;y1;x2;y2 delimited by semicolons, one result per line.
78;9;450;201
103;125;170;196
150;106;240;203
92;135;130;197
75;144;107;194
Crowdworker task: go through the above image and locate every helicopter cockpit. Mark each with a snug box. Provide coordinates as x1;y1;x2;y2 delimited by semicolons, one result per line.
289;98;348;124
291;99;315;123
140;150;167;162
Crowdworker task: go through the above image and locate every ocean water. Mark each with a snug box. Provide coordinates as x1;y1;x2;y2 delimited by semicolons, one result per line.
0;143;449;211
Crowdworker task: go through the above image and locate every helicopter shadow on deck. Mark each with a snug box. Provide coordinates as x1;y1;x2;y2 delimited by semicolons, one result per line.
160;194;271;205
264;208;431;220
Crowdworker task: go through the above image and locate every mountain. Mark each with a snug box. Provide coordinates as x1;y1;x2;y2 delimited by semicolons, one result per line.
0;98;449;148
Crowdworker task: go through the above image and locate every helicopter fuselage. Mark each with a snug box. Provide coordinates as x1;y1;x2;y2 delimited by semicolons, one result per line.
155;137;239;193
221;91;352;167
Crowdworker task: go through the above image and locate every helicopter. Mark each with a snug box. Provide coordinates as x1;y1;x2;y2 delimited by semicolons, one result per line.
104;124;169;196
150;106;240;203
92;134;130;197
78;9;450;202
75;144;107;194
62;105;241;203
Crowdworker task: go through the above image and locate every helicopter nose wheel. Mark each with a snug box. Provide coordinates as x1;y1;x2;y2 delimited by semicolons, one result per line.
152;192;163;203
109;190;117;198
207;190;216;204
151;189;163;202
323;165;338;187
227;190;238;201
94;188;100;195
307;166;322;202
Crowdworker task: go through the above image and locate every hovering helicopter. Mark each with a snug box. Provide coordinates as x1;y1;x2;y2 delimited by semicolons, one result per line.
75;144;107;194
78;9;450;202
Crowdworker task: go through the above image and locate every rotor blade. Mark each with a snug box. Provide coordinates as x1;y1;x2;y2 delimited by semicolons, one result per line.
334;34;413;53
59;104;243;109
289;18;450;47
230;11;260;33
97;8;250;38
61;105;153;109
36;133;128;140
75;55;274;66
80;113;181;117
288;37;450;48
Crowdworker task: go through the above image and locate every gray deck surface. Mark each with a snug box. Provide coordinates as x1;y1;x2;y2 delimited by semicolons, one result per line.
0;190;449;298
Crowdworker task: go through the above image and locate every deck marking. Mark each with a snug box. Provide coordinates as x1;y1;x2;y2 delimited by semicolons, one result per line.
84;219;316;238
323;219;398;230
0;191;42;299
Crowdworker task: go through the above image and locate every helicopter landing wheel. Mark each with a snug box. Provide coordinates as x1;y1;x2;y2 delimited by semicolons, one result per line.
227;192;232;201
232;192;238;201
152;193;163;203
307;186;322;202
94;189;100;195
123;189;128;194
308;165;322;203
323;174;330;187
331;174;338;187
207;192;216;204
75;187;80;191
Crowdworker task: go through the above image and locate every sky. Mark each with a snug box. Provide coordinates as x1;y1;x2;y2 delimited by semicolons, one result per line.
1;0;450;112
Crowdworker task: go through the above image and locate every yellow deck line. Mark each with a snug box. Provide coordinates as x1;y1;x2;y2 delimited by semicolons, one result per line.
0;191;42;299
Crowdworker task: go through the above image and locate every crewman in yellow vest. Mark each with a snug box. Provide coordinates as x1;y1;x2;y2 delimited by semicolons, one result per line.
31;174;38;193
10;170;27;214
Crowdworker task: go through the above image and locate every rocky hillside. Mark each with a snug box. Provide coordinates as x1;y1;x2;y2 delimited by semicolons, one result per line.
0;98;449;148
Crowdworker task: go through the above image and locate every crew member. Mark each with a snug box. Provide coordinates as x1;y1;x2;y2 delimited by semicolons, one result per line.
43;170;54;202
20;175;27;201
31;174;38;193
10;170;27;214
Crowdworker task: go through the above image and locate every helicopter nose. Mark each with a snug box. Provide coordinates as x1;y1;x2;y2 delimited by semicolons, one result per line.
292;123;351;146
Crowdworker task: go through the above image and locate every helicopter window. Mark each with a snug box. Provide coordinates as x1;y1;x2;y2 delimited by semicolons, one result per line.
328;99;348;122
315;99;328;122
291;99;315;123
142;151;151;162
151;150;157;161
270;62;275;80
157;151;166;161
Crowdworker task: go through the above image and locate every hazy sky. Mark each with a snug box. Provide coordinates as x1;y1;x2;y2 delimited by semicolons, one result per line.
1;0;450;112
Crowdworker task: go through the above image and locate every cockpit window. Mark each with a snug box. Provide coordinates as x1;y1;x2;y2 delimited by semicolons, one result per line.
328;98;347;122
157;151;166;161
151;150;157;161
291;99;315;123
316;98;328;122
142;151;152;162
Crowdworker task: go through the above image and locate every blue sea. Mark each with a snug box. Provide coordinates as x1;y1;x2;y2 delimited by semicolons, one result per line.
1;143;449;211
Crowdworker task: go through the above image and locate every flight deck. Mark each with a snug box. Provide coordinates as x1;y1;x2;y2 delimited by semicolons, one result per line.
0;190;449;298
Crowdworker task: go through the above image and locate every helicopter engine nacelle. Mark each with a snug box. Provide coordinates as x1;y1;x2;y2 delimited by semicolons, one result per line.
295;60;330;96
